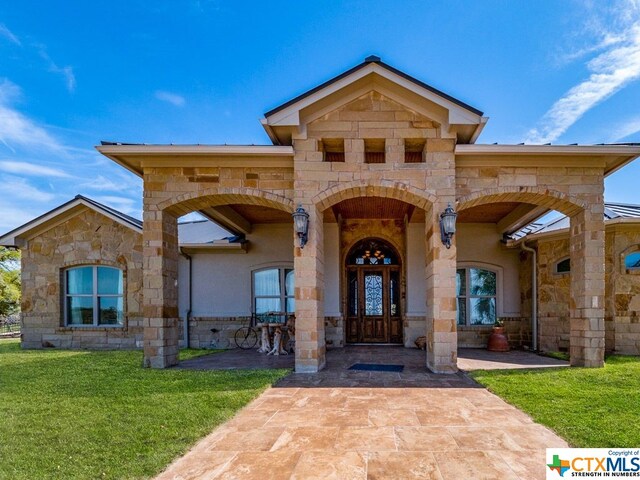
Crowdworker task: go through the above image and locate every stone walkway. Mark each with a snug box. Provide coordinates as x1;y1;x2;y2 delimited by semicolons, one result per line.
160;347;568;479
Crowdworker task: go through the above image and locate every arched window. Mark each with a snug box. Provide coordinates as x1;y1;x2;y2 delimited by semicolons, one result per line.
625;252;640;270
347;238;398;265
555;257;571;274
252;267;294;314
64;266;124;326
456;267;497;325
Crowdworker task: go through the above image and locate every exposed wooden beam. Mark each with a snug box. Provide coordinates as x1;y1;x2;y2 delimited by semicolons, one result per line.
199;206;252;235
497;204;548;235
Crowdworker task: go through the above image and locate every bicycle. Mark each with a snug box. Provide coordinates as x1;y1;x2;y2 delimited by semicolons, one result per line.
233;316;259;350
209;328;230;349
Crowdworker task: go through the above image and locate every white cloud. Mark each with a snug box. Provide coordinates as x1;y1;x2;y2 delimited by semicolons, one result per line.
525;1;640;144
81;173;142;193
0;174;55;202
91;195;141;218
0;23;20;46
0;160;72;178
0;79;67;153
610;115;640;141
37;46;76;93
155;90;186;107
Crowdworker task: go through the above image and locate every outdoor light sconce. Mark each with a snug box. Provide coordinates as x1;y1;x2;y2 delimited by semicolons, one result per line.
439;203;457;249
292;205;310;248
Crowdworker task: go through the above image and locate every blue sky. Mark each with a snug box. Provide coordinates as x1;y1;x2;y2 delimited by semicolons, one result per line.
1;0;640;231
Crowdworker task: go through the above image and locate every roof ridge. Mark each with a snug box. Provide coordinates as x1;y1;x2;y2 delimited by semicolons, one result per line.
264;56;483;118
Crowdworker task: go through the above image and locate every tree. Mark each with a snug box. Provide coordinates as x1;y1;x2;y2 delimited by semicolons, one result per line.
0;247;21;316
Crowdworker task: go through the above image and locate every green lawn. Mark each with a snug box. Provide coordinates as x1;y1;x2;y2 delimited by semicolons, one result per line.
0;339;289;479
470;355;640;447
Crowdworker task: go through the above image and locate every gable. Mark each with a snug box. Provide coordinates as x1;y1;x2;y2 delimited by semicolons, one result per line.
307;91;443;140
0;197;142;248
262;57;487;145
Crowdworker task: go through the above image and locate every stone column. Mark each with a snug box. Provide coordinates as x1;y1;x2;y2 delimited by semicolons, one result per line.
294;204;326;373
569;206;605;367
142;207;180;368
425;203;458;374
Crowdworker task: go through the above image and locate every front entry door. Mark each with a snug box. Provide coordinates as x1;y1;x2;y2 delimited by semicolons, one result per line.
345;238;402;344
346;267;401;343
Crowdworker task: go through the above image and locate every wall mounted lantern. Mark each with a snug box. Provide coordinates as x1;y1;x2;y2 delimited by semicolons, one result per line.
292;205;310;248
439;203;457;249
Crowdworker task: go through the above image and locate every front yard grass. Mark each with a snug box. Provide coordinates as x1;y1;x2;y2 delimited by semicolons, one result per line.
469;355;640;447
0;339;289;479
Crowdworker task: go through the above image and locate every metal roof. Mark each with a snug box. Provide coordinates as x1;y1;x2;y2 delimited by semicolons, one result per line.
177;219;233;244
510;202;640;240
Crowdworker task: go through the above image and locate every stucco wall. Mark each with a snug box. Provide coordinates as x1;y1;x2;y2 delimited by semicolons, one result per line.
456;223;524;347
20;209;143;349
406;223;427;347
457;223;521;316
178;223;293;318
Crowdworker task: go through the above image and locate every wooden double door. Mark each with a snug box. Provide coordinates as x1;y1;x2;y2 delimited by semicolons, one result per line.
346;265;402;344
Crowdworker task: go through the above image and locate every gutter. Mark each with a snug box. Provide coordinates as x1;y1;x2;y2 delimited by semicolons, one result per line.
179;248;192;348
520;241;538;351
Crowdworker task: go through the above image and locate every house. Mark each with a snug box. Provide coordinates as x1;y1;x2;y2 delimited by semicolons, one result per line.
2;56;640;373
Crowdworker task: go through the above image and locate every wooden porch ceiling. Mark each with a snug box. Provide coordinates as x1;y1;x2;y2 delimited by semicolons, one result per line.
456;202;522;223
325;197;417;223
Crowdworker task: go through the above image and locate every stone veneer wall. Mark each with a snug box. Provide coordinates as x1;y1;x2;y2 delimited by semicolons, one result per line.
21;209;143;349
608;227;640;354
324;316;344;348
182;316;251;348
526;228;640;355
536;238;572;352
457;318;530;349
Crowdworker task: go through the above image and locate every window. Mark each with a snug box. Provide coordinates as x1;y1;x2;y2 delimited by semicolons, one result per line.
457;267;497;326
347;238;397;265
555;257;571;274
625;252;640;270
65;266;124;326
321;138;345;162
404;138;425;163
252;267;294;314
364;138;385;163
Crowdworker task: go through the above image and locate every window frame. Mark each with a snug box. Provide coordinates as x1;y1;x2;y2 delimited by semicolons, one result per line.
456;265;500;327
251;266;295;315
63;265;125;327
554;257;571;275
625;251;640;270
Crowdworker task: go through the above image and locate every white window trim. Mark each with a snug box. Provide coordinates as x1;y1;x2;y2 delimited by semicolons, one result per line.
251;266;295;315
64;266;124;327
554;256;571;275
456;262;503;327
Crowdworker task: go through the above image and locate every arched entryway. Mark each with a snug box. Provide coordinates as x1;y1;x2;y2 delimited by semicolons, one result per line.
344;238;402;344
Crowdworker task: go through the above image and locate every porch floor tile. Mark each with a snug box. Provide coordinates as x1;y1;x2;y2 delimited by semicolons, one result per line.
159;346;568;479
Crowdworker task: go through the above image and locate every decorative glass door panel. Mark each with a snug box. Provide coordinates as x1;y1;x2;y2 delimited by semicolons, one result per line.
364;272;383;316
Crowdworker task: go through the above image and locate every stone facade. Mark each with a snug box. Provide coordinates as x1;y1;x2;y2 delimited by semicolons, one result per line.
521;225;640;355
20;209;143;349
295;91;458;373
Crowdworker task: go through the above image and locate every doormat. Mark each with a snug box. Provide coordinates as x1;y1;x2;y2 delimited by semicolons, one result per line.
348;363;404;372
